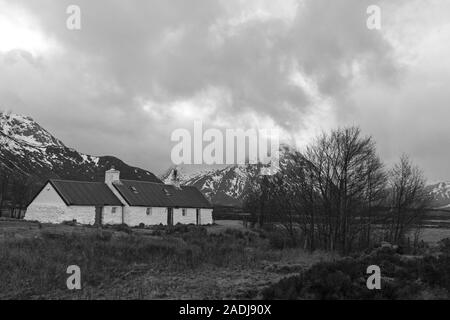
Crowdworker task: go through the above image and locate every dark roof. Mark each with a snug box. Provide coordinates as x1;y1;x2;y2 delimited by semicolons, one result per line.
48;180;123;206
113;180;212;208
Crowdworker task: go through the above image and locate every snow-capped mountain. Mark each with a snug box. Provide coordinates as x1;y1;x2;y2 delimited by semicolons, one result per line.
0;111;161;183
427;182;450;209
161;157;450;209
161;164;258;207
3;111;449;210
161;148;291;207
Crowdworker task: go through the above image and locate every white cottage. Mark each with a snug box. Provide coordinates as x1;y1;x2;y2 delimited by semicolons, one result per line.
25;168;214;226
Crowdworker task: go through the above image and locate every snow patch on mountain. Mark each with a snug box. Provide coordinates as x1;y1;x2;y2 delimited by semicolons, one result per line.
161;164;262;206
427;181;450;209
0;112;65;148
0;111;161;183
161;149;450;209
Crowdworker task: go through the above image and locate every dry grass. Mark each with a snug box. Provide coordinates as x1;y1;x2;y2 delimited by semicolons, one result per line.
0;219;334;299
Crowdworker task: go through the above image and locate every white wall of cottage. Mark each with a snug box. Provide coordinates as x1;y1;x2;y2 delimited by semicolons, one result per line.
124;207;167;226
125;207;213;226
173;208;213;225
102;205;123;225
25;183;95;224
26;180;214;226
202;208;214;224
25;182;124;225
173;208;196;225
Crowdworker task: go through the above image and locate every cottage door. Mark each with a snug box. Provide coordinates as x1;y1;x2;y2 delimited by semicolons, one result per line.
196;208;201;225
167;208;173;226
95;206;103;226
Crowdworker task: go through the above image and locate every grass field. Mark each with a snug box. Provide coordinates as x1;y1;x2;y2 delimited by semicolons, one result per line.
0;218;336;299
2;215;450;300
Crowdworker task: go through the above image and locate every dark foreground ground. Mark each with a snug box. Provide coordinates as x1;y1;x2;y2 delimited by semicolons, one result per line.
0;219;335;299
1;218;450;300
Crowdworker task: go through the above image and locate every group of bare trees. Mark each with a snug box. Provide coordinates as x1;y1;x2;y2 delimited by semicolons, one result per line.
0;163;37;217
244;127;431;254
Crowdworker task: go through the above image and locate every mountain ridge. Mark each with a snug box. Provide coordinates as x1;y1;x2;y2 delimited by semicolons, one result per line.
162;161;450;210
0;111;161;184
427;181;450;209
2;111;450;210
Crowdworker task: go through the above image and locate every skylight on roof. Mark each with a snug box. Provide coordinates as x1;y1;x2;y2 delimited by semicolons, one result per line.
130;186;138;194
163;188;171;196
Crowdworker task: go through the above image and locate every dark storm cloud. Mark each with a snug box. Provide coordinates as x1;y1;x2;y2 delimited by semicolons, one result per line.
1;0;449;180
5;0;395;124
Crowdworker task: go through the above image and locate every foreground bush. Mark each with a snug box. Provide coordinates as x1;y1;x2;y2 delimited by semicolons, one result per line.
262;243;450;300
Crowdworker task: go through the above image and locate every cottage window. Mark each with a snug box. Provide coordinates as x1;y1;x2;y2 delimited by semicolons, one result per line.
146;208;152;216
112;207;117;214
182;208;187;216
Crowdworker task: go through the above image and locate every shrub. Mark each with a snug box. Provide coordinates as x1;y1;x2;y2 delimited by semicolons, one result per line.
96;230;113;241
264;230;298;250
262;245;450;300
62;220;77;226
110;224;132;234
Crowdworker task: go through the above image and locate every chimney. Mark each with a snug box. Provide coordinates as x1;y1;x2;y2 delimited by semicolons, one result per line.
105;166;120;185
171;167;181;189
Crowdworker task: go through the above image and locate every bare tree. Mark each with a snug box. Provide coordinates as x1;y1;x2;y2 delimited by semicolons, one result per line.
243;163;271;229
387;154;431;244
0;163;11;212
305;127;386;254
244;128;431;254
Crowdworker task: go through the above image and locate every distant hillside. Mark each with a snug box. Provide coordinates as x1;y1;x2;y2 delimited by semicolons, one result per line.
162;159;450;210
161;148;291;207
0;112;161;183
162;165;258;207
2;111;449;210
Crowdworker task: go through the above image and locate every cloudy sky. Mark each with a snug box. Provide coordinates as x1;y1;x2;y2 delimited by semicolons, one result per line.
0;0;449;182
